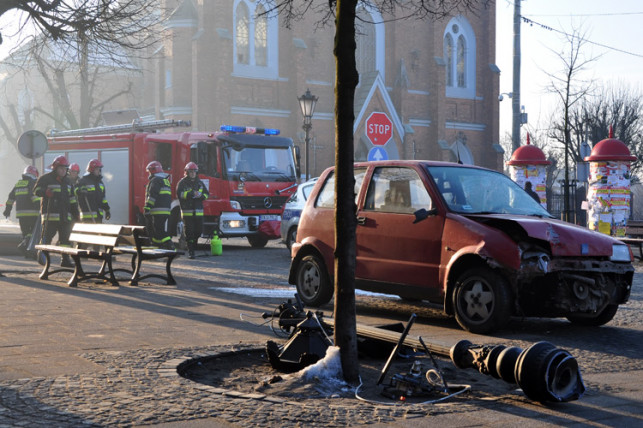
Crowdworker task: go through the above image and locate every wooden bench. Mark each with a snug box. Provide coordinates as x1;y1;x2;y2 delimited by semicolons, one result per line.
35;223;123;287
112;226;181;285
620;220;643;261
35;223;182;287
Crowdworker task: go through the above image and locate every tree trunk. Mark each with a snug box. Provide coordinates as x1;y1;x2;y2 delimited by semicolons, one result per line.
79;30;90;128
333;0;360;384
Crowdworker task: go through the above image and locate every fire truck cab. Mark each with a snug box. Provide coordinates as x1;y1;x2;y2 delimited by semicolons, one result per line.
42;120;300;248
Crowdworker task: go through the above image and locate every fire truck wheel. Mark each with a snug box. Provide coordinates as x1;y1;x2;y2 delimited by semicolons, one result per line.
247;234;269;248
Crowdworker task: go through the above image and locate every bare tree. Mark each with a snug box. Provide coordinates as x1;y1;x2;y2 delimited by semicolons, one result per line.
0;1;162;58
270;0;485;383
566;83;643;178
544;25;598;221
0;1;163;144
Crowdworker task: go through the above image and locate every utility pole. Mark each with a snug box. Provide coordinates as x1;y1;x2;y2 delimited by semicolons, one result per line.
512;0;521;151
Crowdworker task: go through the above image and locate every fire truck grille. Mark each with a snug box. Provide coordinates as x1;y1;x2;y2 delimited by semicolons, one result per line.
232;196;289;210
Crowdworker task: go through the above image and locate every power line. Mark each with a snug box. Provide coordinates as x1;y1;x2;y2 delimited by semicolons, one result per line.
528;12;643;17
521;15;643;59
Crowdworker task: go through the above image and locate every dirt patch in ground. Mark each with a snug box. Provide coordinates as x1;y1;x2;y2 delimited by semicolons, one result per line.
180;345;519;404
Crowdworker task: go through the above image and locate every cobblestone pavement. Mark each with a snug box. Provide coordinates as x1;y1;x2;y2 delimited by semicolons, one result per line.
0;245;641;427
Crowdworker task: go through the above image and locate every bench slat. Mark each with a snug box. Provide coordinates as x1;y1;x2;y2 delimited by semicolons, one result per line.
35;245;90;256
71;223;124;235
69;233;119;247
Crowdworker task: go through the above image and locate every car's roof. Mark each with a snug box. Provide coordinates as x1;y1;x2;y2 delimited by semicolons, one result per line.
350;160;494;171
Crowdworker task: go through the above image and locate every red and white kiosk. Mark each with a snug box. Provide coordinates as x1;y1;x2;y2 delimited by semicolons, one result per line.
584;127;637;236
507;133;551;208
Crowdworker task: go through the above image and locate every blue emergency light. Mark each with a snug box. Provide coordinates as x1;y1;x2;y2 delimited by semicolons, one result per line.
220;125;280;135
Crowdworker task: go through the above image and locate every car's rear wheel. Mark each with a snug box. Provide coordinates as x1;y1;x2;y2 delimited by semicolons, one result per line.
285;226;297;250
566;304;618;326
453;267;512;334
247;234;268;248
295;254;333;307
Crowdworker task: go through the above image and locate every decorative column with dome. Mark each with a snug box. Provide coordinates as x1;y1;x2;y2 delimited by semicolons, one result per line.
507;134;551;208
584;127;637;236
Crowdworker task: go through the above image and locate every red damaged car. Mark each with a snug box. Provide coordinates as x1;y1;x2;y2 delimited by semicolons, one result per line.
288;160;634;334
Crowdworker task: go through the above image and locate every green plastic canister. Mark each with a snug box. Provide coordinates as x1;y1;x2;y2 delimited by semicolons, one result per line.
210;233;222;256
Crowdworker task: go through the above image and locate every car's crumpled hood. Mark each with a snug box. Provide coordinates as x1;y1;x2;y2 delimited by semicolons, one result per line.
465;214;621;257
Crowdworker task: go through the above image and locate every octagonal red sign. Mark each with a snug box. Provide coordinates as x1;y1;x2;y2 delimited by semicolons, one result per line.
366;112;392;146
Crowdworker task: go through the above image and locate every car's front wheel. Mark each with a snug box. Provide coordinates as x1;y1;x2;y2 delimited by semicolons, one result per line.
566;304;618;326
285;226;297;250
453;267;513;334
295;254;333;307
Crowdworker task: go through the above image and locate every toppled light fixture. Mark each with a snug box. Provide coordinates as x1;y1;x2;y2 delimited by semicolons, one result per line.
450;340;585;402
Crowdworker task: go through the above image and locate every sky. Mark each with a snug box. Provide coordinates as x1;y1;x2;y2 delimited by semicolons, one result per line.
495;0;643;147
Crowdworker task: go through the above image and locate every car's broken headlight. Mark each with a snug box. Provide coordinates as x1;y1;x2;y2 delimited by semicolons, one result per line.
610;244;631;262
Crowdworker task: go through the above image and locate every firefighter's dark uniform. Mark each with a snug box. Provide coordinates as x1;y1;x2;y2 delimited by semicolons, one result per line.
77;173;111;223
144;172;173;248
3;173;41;249
177;174;209;257
33;170;79;265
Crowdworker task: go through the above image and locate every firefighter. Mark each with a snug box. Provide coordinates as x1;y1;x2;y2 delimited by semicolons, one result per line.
144;161;174;249
3;165;41;256
177;162;209;258
77;159;111;223
68;163;81;187
33;155;80;267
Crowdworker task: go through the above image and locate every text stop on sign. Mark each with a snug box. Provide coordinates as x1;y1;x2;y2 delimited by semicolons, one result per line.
366;112;393;146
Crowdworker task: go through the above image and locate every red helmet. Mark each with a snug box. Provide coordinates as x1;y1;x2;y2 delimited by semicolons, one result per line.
69;163;81;173
23;165;39;177
50;155;70;169
185;162;198;172
87;158;103;172
146;161;163;174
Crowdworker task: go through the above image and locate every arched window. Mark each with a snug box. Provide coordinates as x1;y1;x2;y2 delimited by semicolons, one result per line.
443;16;476;98
355;6;385;82
235;3;249;64
457;35;466;87
233;0;278;78
254;4;267;67
444;34;454;87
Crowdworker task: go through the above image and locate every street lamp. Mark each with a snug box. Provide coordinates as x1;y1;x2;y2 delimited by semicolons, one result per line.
298;88;318;181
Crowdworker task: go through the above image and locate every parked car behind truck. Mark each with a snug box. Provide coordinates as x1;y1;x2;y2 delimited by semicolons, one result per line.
289;160;634;334
280;178;317;249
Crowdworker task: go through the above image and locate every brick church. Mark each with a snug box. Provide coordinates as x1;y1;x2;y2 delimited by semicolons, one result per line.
150;0;502;176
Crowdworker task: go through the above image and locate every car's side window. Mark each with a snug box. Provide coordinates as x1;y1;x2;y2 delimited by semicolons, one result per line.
364;167;432;214
316;172;335;208
354;168;367;205
316;168;366;209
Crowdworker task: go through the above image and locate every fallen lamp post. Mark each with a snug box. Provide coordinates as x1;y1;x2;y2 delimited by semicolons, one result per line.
262;296;585;403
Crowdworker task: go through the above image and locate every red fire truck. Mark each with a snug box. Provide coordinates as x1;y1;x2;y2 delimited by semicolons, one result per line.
41;120;300;247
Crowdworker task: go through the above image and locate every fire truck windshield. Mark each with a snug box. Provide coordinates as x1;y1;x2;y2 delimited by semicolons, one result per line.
223;146;296;182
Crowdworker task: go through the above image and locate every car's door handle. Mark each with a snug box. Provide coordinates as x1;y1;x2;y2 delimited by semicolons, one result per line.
357;216;367;225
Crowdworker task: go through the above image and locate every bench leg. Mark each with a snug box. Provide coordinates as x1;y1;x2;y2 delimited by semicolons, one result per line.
165;255;177;285
104;256;119;286
129;255;143;286
39;252;51;280
67;255;85;287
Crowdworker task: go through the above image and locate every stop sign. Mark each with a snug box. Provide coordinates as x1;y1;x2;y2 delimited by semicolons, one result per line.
366;112;392;146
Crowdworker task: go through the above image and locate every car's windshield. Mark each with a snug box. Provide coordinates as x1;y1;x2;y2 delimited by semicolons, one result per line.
426;165;552;217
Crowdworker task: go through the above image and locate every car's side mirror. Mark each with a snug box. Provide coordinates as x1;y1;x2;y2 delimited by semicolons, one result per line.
413;208;437;224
